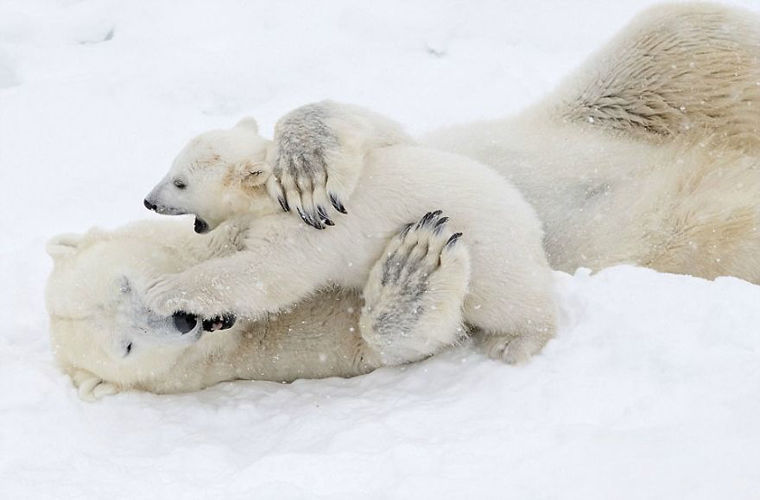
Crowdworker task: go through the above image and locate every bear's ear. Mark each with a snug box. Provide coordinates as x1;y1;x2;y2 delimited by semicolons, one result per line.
46;233;84;260
232;160;270;190
46;227;107;261
235;117;259;133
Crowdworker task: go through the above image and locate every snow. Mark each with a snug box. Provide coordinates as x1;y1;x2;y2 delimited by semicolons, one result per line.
2;0;760;498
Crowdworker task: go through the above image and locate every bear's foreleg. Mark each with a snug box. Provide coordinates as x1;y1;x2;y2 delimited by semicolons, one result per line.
265;100;413;229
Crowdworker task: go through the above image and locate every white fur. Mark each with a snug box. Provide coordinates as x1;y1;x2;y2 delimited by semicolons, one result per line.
145;109;557;364
144;122;273;230
46;218;471;400
426;3;760;281
265;100;413;223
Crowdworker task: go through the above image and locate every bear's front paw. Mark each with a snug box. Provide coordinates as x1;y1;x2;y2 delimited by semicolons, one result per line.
265;104;352;230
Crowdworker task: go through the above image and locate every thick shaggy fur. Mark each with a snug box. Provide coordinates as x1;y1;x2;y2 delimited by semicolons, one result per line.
548;3;760;150
426;3;760;280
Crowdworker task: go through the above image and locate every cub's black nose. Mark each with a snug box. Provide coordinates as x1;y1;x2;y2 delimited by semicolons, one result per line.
194;217;209;234
144;199;157;211
172;311;198;334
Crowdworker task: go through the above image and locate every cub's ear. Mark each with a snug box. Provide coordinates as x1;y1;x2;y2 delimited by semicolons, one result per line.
235;117;259;133
233;160;271;190
46;233;85;259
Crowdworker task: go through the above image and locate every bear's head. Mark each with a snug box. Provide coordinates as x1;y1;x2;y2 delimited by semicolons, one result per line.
45;224;210;400
144;117;274;234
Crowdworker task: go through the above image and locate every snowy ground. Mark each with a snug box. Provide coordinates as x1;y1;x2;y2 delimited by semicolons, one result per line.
2;0;760;498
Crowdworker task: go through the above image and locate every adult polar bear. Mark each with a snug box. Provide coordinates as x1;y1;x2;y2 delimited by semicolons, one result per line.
46;215;471;400
268;3;760;282
427;3;760;280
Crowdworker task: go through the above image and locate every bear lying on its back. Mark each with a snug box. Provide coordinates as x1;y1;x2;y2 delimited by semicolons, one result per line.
46;215;472;400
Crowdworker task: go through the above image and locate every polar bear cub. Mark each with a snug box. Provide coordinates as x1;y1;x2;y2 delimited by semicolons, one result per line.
143;103;557;363
46;215;471;400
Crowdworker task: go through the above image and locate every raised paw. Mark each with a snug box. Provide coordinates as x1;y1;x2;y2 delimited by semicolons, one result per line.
265;103;357;229
359;211;470;365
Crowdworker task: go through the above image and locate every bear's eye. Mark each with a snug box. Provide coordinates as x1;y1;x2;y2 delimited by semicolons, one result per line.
173;179;187;189
125;342;133;356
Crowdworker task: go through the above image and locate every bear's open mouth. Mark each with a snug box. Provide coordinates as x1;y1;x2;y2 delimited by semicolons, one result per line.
172;311;236;334
201;314;236;332
194;217;209;234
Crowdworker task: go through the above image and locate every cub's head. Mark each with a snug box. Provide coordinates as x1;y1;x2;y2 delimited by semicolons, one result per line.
45;225;208;400
144;117;274;233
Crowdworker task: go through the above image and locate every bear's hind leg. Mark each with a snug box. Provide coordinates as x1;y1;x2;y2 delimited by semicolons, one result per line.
463;252;558;365
71;369;120;402
478;327;554;365
359;211;471;366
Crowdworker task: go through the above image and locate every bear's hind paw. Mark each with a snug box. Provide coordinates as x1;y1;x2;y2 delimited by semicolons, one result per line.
72;370;119;402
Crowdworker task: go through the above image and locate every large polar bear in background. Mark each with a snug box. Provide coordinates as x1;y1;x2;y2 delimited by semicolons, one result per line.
428;3;760;280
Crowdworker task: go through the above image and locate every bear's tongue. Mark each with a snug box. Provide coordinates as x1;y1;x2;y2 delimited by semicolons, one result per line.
194;217;209;234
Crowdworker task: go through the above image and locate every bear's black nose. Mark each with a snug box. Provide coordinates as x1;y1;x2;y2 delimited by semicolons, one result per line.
144;199;157;211
172;311;198;334
194;217;209;234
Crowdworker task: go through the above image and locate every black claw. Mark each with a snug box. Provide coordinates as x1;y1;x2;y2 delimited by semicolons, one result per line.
298;207;324;229
417;211;434;228
311;212;325;230
329;193;347;214
296;207;310;225
317;206;334;226
278;196;290;212
399;222;414;238
433;216;449;234
445;232;463;248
